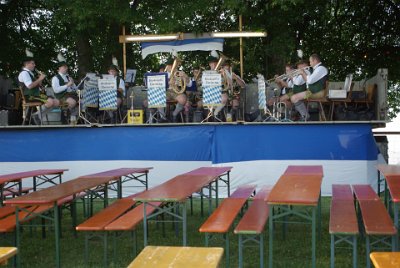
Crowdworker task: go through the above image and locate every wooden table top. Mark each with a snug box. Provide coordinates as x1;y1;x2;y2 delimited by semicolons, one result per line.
3;176;111;205
266;174;322;206
0;169;68;184
78;167;153;179
370;252;400;268
133;174;219;202
127;246;224;268
184;166;233;176
0;247;18;264
284;165;324;176
376;164;400;176
385;175;400;203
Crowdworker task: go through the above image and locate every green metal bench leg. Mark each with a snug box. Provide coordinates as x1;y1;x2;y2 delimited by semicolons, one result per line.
366;236;371;268
353;236;357;268
330;234;334;268
269;206;274;268
183;202;187;246
215;179;219;208
312;207;316;268
260;234;264;268
113;232;117;263
224;233;230;268
15;207;21;268
238;234;243;268
205;233;209;246
54;203;61;268
103;232;108;268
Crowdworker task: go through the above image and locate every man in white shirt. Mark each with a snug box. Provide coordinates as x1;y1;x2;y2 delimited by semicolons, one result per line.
18;57;58;124
290;54;329;120
51;61;78;124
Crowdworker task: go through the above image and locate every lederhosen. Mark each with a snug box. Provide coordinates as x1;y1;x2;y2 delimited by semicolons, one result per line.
55;74;79;101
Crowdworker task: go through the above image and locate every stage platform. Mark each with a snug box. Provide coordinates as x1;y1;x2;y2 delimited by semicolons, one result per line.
0;121;385;196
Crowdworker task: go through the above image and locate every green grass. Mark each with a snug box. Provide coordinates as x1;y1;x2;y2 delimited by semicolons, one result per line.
0;198;371;267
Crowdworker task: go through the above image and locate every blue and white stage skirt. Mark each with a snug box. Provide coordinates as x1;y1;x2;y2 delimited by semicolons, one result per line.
0;124;380;197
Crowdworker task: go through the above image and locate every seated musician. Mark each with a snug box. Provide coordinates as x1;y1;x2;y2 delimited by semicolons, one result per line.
290;54;328;121
18;53;59;124
280;61;309;107
108;64;125;123
51;59;78;124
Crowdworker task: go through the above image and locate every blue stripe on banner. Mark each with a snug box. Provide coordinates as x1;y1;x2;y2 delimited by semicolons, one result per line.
0;124;377;162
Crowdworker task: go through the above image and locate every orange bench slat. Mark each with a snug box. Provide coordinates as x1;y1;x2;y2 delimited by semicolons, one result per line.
253;185;273;200
104;202;162;231
0;205;53;233
0;206;17;219
76;199;136;231
329;199;359;234
352;184;379;201
234;200;269;234
332;184;353;201
199;198;248;233
359;200;396;235
230;184;257;199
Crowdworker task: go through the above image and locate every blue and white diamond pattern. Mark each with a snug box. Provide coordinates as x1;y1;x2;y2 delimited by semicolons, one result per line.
148;87;166;108
83;87;99;108
258;87;266;109
99;90;117;110
203;85;221;106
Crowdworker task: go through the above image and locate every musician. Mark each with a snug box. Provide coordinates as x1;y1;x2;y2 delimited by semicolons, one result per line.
290;54;328;121
275;64;295;96
51;61;78;124
107;64;125;123
280;61;309;104
220;60;245;121
18;56;58;124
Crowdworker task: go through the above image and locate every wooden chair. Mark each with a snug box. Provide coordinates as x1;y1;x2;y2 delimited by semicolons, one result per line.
329;74;354;120
19;87;43;125
306;81;330;121
352;84;377;109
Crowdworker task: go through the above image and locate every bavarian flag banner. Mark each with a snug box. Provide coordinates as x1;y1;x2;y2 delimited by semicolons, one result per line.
141;38;224;59
202;70;222;106
146;73;167;108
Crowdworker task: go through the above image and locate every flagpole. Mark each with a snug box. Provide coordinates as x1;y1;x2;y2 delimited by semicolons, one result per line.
239;15;244;78
122;25;127;77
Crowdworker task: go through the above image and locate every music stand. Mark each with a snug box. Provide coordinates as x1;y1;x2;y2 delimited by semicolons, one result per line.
80;73;100;124
201;71;222;123
145;73;168;124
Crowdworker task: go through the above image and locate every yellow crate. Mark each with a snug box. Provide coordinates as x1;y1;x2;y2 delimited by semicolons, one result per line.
127;109;143;124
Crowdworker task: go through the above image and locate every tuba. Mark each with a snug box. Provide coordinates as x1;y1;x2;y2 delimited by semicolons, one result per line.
169;57;187;94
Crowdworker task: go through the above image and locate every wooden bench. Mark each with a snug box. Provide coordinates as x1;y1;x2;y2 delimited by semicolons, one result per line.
127;246;224;268
76;196;162;266
199;184;256;268
329;185;359;268
234;186;272;268
0;247;17;266
370;252;400;268
353;185;397;268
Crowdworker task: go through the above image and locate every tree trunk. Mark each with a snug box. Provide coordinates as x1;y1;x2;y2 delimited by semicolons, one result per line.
75;31;93;78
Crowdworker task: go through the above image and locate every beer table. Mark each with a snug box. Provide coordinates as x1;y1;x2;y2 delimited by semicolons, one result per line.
78;167;153;198
370;252;400;268
0;169;68;205
133;173;227;246
284;165;323;176
4;175;121;268
267;174;323;268
127;246;224;268
376;164;400;206
385;174;400;247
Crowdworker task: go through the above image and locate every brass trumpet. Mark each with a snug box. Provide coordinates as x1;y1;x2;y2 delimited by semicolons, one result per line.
266;66;311;83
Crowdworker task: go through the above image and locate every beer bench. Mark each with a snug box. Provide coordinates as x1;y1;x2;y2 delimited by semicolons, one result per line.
353;184;397;268
199;184;256;268
329;184;359;268
0;247;17;266
370;252;400;268
127;246;224;268
76;195;162;266
234;186;272;268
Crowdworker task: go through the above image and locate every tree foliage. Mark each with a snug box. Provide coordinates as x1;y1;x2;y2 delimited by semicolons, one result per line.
0;0;399;116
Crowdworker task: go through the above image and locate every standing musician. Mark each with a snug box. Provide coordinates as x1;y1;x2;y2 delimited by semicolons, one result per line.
220;60;245;121
51;59;79;124
290;53;328;121
18;53;58;124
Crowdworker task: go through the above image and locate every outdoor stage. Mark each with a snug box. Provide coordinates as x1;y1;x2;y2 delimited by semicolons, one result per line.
0;122;383;196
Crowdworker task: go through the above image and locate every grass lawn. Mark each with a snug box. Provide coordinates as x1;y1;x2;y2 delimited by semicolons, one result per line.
1;197;372;267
